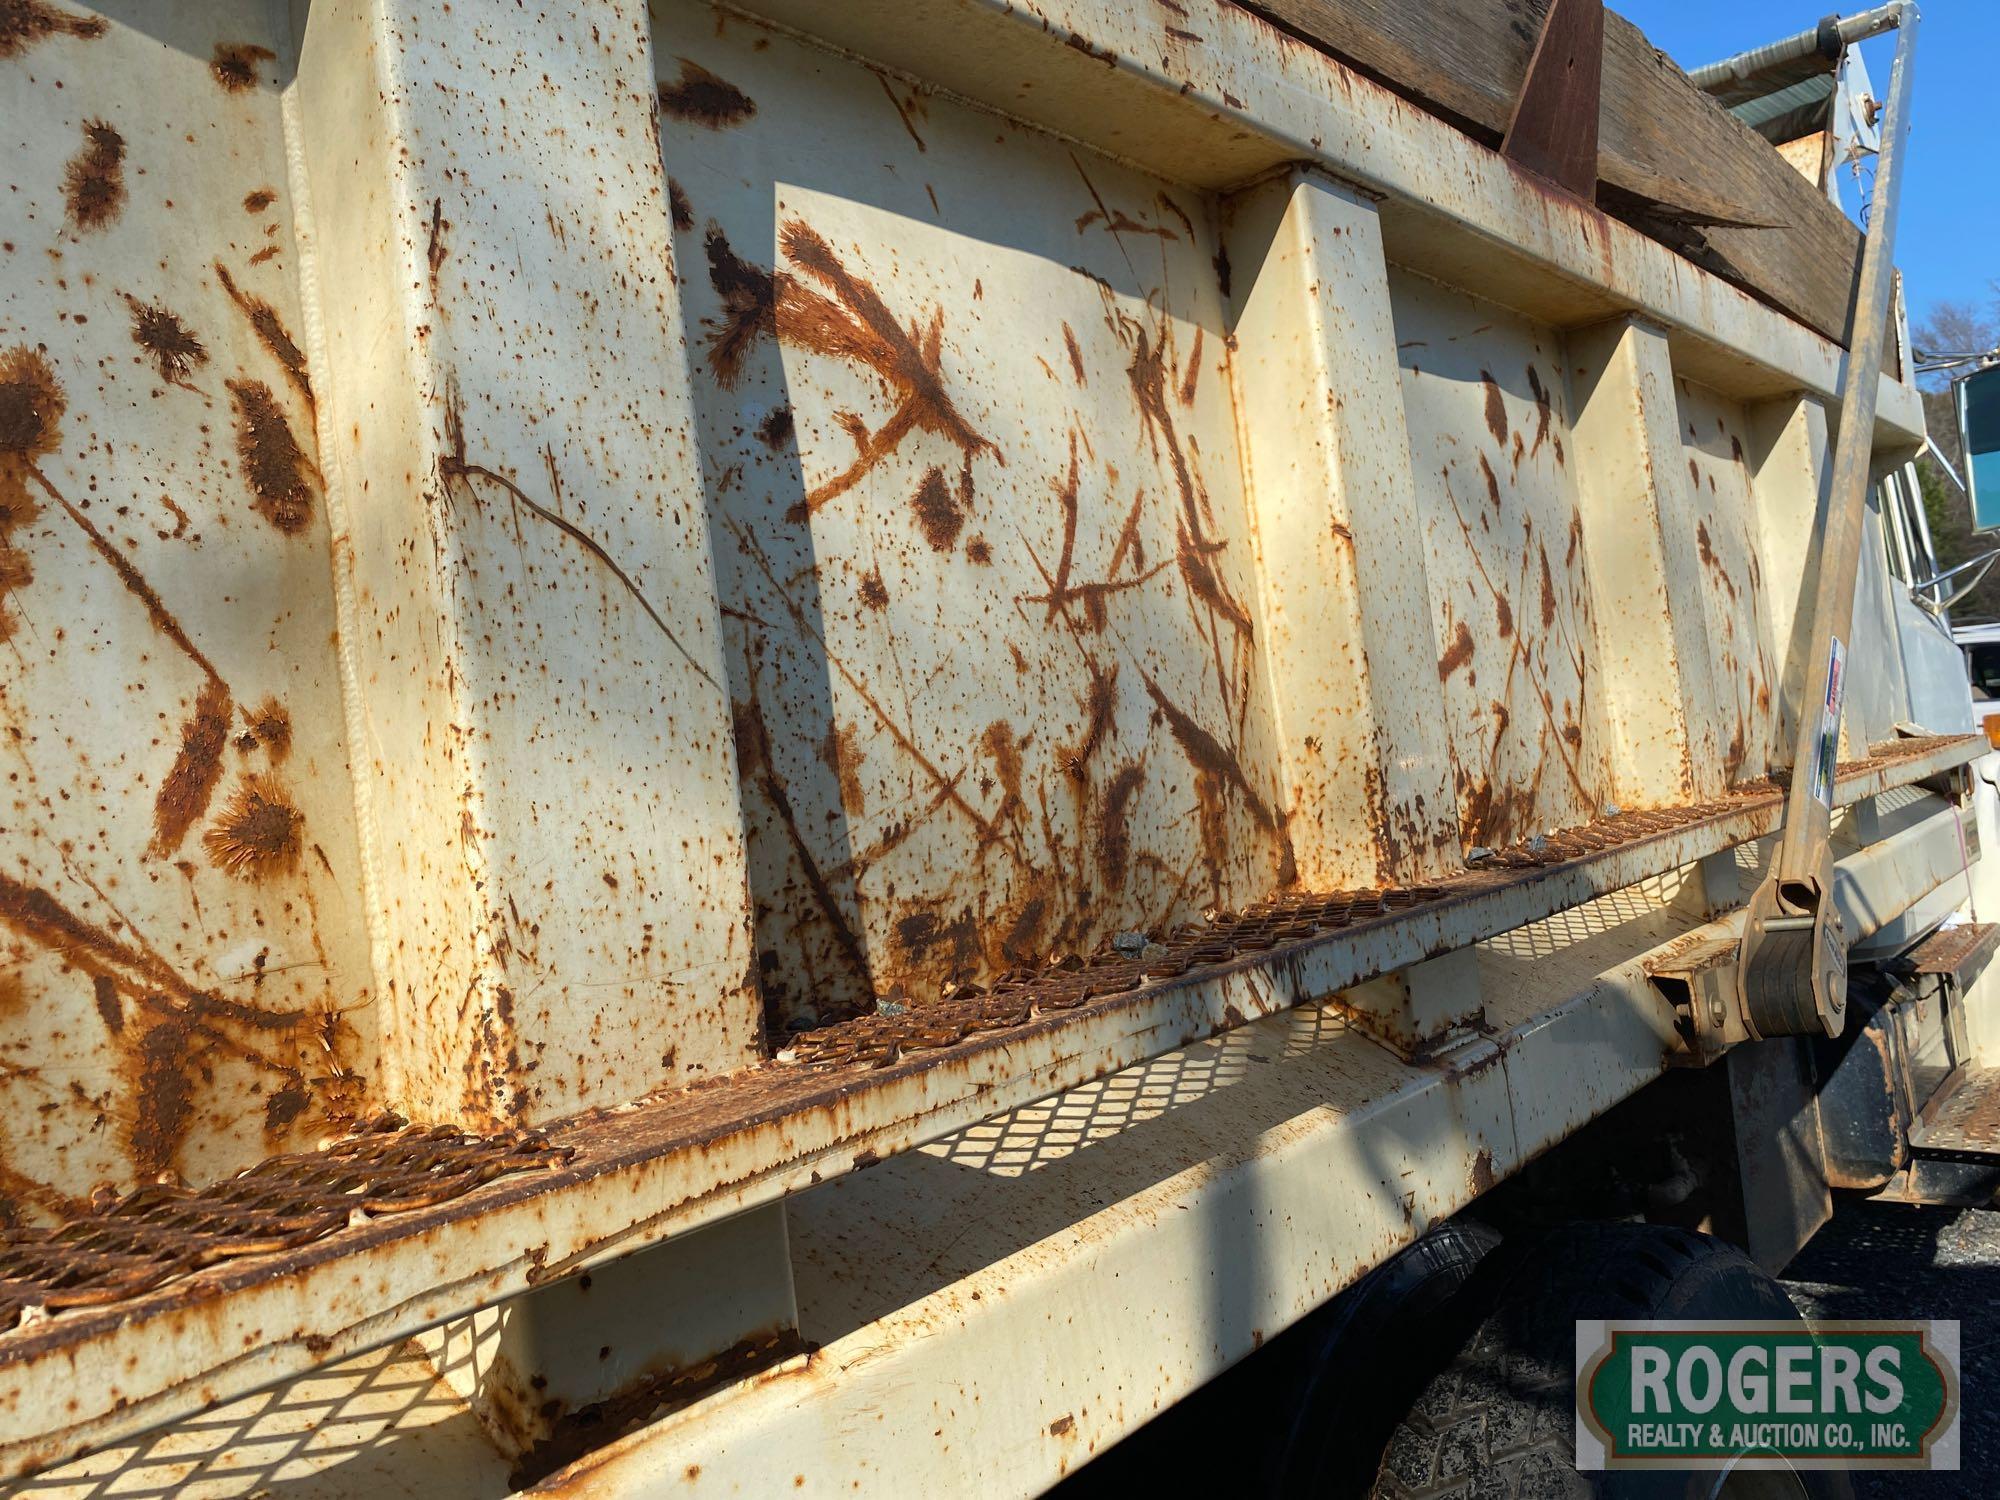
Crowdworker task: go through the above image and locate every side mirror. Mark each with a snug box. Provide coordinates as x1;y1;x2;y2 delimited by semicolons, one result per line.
1959;362;2000;532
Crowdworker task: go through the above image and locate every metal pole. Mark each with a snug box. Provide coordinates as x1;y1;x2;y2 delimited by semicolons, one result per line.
1736;2;1918;1039
1773;1;1915;887
1688;3;1906;96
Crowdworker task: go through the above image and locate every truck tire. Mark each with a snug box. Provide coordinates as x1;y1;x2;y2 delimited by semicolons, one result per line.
1369;1222;1853;1500
1270;1218;1503;1495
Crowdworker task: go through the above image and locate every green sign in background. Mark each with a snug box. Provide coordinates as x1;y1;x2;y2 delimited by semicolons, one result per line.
1584;1327;1953;1464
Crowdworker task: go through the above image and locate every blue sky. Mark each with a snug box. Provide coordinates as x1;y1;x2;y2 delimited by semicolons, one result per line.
1618;0;1996;327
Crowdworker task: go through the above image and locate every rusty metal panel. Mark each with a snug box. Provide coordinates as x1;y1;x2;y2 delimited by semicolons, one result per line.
291;0;762;1128
1390;270;1614;849
658;8;1287;1030
0;734;1974;1482
1674;376;1783;783
0;0;1971;1481
0;3;378;1207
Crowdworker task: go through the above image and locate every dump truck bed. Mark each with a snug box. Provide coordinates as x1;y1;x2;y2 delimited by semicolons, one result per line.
0;0;1981;1489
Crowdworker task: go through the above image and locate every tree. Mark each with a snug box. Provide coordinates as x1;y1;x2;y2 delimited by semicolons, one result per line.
1907;296;2000;621
1912;292;2000;392
1916;386;2000;623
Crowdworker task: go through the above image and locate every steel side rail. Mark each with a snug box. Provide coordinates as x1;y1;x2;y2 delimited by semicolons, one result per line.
531;798;1973;1498
0;735;1977;1479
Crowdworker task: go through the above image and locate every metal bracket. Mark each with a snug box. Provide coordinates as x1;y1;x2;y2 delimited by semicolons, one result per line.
1731;2;1917;1042
1500;0;1604;197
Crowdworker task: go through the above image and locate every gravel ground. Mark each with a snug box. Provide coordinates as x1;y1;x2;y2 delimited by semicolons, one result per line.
1781;1194;2000;1496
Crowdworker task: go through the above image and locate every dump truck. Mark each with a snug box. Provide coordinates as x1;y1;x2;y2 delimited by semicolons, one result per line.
0;0;1988;1493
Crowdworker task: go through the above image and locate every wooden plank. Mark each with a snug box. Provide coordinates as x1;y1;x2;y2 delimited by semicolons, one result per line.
1502;0;1603;197
1234;0;1864;346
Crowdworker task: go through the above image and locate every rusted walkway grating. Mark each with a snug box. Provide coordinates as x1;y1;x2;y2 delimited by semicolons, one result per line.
0;1116;569;1334
778;746;1964;1070
0;737;1972;1333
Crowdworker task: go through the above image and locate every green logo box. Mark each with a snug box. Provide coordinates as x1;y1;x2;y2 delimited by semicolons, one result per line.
1575;1320;1960;1471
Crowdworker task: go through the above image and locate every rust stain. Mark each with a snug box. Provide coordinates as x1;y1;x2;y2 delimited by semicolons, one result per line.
1469;1147;1495;1195
1481;369;1507;447
857;569;889;610
1063;322;1086;384
1062;662;1118;779
1438;619;1475;679
62;119;125;233
151;678;233;858
658;57;756;128
1129;324;1254;652
214;261;314;411
820;723;867;815
667;178;694;234
1064;33;1118;66
227;379;318;534
1178;325;1203;406
209;41;275;92
244;697;292;759
871;68;927;152
130;1020;196;1178
242;187;276;214
123;295;207;388
733;676;874;1014
910;465;964;553
755;404;793;450
1525;363;1559;462
1143;672;1271;831
965;535;991;565
424;196;449;293
700;220;997;517
1098;762;1144;887
0;867;323;1178
202;773;304;878
92;973;120;1035
1477;451;1502;510
1074;207;1175;240
0;0;105;58
0;345;63;640
510;1329;804;1489
1538;547;1557;628
981;721;1024;828
263;1080;309;1136
52;489;223;681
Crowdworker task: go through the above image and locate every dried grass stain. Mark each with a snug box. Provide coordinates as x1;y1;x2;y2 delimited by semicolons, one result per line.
62;119;125;232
